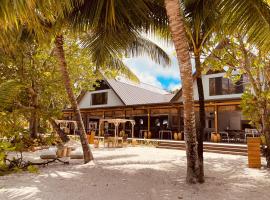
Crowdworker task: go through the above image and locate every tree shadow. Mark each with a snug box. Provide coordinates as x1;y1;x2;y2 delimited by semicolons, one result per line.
1;149;270;200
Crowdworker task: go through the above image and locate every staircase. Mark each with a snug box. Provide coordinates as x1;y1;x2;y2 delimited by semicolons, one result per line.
157;141;248;156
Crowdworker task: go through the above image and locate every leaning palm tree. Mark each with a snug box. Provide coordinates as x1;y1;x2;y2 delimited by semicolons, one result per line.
53;0;171;163
1;0;171;163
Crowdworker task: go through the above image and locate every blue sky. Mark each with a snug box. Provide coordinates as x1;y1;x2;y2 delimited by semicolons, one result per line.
122;36;181;92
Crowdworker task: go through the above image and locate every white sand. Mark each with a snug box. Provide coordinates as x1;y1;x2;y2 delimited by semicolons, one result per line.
0;145;270;200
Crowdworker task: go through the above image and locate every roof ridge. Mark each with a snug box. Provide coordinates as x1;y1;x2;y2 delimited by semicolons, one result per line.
112;79;165;95
114;77;172;95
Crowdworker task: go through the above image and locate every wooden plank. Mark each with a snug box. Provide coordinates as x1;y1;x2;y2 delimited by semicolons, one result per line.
247;137;261;143
248;158;261;162
249;164;262;168
247;137;261;168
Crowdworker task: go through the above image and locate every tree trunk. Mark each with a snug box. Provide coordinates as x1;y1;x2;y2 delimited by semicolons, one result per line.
29;87;38;138
54;34;93;163
195;54;205;183
49;118;70;143
262;106;270;168
165;0;199;184
29;111;38;138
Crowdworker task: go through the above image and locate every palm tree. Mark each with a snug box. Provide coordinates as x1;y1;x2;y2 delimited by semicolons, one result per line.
0;0;171;163
53;0;171;163
164;0;199;184
180;0;221;183
54;34;94;162
164;0;270;183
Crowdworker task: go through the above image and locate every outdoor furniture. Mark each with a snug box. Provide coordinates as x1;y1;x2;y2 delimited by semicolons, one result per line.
245;128;260;142
159;130;172;140
219;131;229;143
103;134;115;147
40;147;73;163
226;130;245;143
124;129;132;137
98;118;135;147
55;120;78;135
139;129;148;138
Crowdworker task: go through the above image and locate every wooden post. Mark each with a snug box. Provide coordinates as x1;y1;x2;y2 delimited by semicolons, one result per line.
247;137;261;168
214;104;219;133
115;122;119;147
123;110;126;132
131;122;134;138
147;108;150;133
178;107;181;131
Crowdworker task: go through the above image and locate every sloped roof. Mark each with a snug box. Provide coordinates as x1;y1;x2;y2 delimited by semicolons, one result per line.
105;78;174;105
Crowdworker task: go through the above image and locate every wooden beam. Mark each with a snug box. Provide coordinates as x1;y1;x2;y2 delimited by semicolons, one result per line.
147;108;151;133
178;107;181;131
214;105;219;133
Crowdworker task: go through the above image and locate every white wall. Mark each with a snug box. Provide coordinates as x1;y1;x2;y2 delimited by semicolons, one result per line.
202;73;242;100
79;89;124;108
176;72;243;102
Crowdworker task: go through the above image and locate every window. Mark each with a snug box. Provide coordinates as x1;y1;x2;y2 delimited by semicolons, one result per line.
209;77;243;96
91;92;108;105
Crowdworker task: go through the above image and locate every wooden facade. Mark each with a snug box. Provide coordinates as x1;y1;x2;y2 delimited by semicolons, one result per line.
63;99;242;140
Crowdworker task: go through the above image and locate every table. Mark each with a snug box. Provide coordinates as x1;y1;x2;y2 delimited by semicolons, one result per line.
159;130;172;140
104;136;123;148
139;130;148;138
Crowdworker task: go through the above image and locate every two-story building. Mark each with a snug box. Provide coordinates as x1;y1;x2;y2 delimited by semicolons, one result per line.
63;71;251;141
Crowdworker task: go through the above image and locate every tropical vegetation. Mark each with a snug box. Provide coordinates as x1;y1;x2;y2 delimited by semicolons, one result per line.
0;0;269;186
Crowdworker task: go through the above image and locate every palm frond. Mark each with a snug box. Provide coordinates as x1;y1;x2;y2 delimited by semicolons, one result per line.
80;27;170;67
68;0;168;34
126;36;171;65
218;0;270;51
103;58;139;82
0;80;24;110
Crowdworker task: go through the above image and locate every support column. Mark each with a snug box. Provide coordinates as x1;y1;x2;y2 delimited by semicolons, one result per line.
178;107;181;131
114;122;119;146
147;108;151;133
131;122;134;138
123;110;126;132
214;104;219;133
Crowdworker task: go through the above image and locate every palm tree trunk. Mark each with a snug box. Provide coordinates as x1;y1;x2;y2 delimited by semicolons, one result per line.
165;0;199;184
49;118;70;143
54;34;93;163
195;54;205;183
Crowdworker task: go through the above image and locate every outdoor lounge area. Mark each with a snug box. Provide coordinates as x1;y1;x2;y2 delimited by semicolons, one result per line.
63;103;260;145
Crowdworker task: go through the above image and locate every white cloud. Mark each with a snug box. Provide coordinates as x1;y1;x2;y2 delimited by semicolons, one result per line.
122;34;196;90
167;82;182;92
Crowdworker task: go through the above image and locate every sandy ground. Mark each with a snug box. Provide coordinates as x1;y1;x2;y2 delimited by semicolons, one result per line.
0;145;270;200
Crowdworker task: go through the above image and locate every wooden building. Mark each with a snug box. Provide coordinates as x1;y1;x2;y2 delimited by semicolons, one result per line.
63;72;251;141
